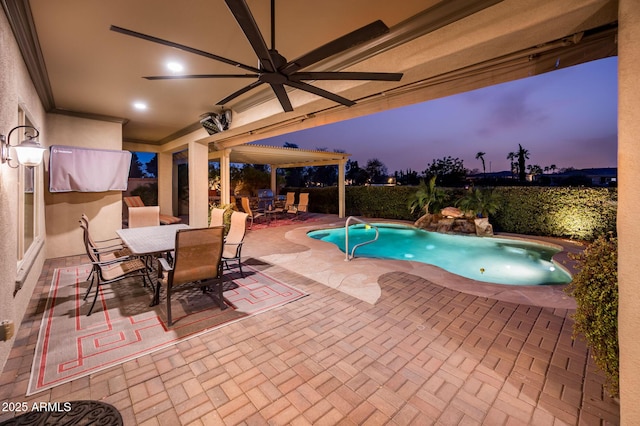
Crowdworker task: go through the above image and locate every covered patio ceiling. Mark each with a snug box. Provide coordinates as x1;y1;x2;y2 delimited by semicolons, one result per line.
5;0;618;146
4;0;621;231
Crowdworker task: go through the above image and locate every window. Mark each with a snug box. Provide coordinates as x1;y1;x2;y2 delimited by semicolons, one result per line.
22;160;35;255
16;106;41;272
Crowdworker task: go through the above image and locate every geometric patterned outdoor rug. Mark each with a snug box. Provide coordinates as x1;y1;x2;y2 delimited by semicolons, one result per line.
28;261;307;395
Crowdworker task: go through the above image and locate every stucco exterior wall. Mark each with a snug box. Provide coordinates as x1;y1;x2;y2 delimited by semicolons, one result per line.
0;9;47;373
617;0;640;423
1;5;124;373
44;114;123;258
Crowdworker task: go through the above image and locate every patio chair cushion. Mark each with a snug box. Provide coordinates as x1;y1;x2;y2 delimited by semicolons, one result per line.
123;196;145;208
159;214;182;225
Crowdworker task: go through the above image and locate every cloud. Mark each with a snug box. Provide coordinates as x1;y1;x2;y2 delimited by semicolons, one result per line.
477;84;549;137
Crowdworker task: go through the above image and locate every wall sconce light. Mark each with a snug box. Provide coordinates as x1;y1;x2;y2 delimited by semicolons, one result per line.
0;125;46;167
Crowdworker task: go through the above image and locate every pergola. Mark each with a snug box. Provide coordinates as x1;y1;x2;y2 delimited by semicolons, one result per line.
208;144;350;216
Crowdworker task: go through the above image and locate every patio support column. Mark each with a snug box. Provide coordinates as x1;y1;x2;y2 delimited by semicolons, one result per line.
157;151;174;216
188;140;209;227
338;158;346;218
617;0;640;422
172;158;179;215
270;165;277;195
219;149;231;205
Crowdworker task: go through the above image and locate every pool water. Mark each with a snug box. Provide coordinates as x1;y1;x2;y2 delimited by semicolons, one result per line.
307;223;572;285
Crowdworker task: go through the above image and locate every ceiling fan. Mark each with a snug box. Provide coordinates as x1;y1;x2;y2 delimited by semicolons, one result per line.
110;0;404;113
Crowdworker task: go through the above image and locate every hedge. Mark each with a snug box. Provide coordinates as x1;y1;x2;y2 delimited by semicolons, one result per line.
565;233;619;396
282;186;616;241
491;187;617;240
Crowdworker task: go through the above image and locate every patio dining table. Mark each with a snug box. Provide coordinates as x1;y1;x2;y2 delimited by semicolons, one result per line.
116;224;189;305
116;224;189;257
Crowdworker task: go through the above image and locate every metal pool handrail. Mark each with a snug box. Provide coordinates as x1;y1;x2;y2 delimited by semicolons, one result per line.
344;216;379;261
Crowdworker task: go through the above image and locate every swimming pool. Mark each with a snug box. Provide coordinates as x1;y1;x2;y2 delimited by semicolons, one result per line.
307;223;572;285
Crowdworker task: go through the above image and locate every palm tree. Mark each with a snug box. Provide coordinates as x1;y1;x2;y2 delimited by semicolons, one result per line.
527;164;543;181
506;152;517;179
475;151;486;179
549;164;557;174
517;144;530;182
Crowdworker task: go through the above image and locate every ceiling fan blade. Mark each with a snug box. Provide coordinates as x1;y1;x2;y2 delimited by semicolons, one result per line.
280;20;390;75
270;84;293;112
216;80;265;106
284;80;355;107
143;74;257;80
289;71;403;81
224;0;276;73
110;25;260;73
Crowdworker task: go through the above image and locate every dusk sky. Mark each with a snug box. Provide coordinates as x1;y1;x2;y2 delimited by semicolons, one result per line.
257;57;618;174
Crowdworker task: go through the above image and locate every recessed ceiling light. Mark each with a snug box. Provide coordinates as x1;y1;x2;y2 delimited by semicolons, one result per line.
167;61;184;73
133;102;147;110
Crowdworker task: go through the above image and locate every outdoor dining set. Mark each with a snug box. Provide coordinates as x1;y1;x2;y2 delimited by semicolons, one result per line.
78;191;309;326
79;211;240;326
236;190;310;228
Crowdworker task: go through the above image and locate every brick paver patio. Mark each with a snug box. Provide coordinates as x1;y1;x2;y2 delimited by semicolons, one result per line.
0;216;619;425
